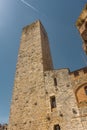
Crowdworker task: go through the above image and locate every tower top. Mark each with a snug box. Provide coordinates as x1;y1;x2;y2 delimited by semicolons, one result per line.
76;4;87;29
23;20;41;30
22;20;47;35
20;20;53;71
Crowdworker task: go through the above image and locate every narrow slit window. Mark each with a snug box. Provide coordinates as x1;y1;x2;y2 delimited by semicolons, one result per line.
50;96;56;109
54;78;57;86
54;124;60;130
84;86;87;95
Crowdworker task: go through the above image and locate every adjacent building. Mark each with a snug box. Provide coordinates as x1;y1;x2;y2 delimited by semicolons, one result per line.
76;4;87;54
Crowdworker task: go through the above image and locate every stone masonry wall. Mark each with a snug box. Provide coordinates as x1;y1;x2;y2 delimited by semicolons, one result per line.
76;4;87;54
8;20;53;130
44;68;87;130
70;68;87;130
8;20;87;130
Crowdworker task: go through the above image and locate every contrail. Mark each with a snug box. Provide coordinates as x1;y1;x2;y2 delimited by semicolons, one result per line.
20;0;39;12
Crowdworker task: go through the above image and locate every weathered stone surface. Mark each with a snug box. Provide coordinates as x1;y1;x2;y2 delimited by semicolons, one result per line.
76;4;87;54
8;20;87;130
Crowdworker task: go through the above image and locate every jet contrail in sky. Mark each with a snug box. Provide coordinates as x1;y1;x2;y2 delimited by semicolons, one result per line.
20;0;39;12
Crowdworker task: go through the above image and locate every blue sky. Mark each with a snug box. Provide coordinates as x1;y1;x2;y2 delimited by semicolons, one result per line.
0;0;87;123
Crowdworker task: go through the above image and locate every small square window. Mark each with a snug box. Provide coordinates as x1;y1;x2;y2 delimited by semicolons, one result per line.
50;96;56;109
54;124;60;130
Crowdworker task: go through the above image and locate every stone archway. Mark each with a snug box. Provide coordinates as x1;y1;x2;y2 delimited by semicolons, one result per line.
75;83;87;107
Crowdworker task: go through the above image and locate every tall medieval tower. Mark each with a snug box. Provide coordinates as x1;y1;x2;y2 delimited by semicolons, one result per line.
8;10;87;130
8;21;54;130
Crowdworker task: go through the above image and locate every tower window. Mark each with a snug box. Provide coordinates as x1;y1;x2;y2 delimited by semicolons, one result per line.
50;96;56;109
54;124;60;130
85;22;87;28
54;78;57;86
84;86;87;95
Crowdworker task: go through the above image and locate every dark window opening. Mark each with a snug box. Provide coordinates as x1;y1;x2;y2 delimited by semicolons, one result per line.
83;68;87;73
74;71;79;76
85;22;87;28
50;96;56;109
84;86;87;95
54;78;57;86
54;124;60;130
82;29;87;40
84;39;87;42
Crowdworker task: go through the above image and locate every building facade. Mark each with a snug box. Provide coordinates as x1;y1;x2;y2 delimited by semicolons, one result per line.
76;4;87;54
0;124;8;130
8;6;87;130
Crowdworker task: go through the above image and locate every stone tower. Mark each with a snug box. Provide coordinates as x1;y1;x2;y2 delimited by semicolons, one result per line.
8;20;87;130
8;20;53;130
76;4;87;54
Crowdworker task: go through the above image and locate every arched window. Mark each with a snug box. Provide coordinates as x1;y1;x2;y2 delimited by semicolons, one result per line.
84;86;87;95
75;84;87;107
